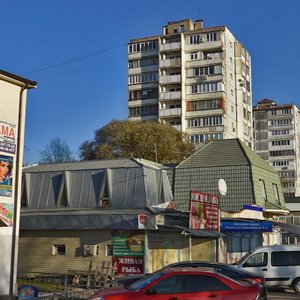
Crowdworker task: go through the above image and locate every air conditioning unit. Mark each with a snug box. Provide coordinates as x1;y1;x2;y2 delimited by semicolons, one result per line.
83;245;98;256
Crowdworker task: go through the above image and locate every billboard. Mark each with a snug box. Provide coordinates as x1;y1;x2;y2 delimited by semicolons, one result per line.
0;71;36;297
189;191;219;230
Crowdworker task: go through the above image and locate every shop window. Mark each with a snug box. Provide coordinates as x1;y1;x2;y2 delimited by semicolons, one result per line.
106;245;113;256
52;244;66;255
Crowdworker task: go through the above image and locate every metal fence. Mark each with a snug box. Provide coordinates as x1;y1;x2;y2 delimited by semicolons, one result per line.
17;273;102;299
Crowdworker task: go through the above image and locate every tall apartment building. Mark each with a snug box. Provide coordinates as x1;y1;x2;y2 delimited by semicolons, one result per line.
253;99;300;198
128;19;252;147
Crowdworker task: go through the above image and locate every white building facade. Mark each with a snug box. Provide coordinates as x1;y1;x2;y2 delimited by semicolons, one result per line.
128;19;252;148
253;99;300;198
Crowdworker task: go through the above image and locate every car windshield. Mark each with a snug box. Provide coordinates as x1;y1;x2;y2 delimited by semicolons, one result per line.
127;271;163;291
233;249;255;265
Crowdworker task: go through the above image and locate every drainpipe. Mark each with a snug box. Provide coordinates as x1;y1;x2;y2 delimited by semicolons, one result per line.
9;85;27;297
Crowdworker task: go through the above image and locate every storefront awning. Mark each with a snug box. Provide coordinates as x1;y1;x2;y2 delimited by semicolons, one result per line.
157;225;225;239
272;222;300;235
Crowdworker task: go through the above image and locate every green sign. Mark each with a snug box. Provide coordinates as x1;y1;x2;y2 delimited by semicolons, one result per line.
113;235;144;256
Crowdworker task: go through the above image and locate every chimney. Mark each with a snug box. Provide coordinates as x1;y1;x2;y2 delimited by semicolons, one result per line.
195;19;204;30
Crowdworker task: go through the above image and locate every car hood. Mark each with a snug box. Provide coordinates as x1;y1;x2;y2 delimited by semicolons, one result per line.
89;286;132;299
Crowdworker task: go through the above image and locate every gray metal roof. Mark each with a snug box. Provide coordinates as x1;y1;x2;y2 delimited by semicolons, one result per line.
22;158;173;210
21;208;156;230
23;158;153;173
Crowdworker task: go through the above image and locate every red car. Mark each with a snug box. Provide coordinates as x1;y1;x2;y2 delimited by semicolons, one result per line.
89;268;267;300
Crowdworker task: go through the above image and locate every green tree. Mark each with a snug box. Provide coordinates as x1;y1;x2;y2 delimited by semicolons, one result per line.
40;137;74;163
79;120;195;164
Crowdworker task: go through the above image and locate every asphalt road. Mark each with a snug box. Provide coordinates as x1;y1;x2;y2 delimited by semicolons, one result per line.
268;287;300;299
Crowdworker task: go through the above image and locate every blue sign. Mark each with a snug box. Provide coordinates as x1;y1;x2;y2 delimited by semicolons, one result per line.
221;221;273;232
243;205;263;212
18;285;38;299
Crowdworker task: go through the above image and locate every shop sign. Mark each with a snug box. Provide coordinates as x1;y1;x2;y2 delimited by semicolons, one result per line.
114;256;144;274
221;221;273;232
189;191;219;230
113;235;144;256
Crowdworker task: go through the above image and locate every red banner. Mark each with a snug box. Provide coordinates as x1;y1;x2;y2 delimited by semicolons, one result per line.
114;256;144;274
189;191;219;230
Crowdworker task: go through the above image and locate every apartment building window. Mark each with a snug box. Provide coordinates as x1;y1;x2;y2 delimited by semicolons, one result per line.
284;192;295;198
187;116;223;128
283;182;295;188
129;104;158;117
189;99;221;111
270;150;294;157
259;179;267;202
190;52;199;60
169;120;181;125
189;35;202;44
271;129;290;135
270;119;292;126
272;161;290;167
128;72;158;85
271;140;290;146
129;88;158;101
203;51;222;60
271;110;277;115
128;57;158;69
189;133;223;144
193;65;222;76
282;109;292;115
206;32;217;42
190;82;223;94
128;40;158;53
280;171;295;178
178;25;185;32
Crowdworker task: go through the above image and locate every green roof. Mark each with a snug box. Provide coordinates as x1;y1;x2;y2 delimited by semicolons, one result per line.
178;139;277;173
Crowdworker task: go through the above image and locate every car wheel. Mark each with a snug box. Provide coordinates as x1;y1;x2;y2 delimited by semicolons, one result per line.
292;278;300;294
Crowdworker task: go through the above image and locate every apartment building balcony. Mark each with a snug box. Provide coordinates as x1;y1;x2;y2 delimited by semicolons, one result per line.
160;91;181;100
128;50;158;60
268;134;295;140
186;40;223;52
128;65;158;75
160;42;181;52
172;124;182;131
185;57;223;69
185;109;224;118
160;58;181;68
159;75;181;84
159;107;182;117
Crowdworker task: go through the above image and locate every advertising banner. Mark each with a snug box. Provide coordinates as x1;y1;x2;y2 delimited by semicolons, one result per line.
189;191;219;230
0;71;36;297
113;235;144;257
113;256;144;274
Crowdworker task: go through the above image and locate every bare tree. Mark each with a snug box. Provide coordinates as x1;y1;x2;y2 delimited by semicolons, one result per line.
40;137;74;163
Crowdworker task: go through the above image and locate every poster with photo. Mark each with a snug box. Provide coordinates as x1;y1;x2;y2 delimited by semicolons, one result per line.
0;203;14;226
0;155;13;197
0;121;16;154
189;191;219;230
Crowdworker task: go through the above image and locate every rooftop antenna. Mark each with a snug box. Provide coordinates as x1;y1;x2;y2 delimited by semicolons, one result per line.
197;9;201;20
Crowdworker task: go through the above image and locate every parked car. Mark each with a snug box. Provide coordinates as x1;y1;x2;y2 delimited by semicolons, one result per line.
233;244;300;293
109;261;266;288
89;268;266;300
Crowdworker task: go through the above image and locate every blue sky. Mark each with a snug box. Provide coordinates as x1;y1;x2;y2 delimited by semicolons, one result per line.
1;0;300;164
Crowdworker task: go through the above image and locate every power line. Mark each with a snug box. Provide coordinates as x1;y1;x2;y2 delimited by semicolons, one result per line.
21;43;127;76
34;56;127;81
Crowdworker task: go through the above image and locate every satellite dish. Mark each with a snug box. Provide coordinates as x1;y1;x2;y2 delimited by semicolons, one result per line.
218;179;227;196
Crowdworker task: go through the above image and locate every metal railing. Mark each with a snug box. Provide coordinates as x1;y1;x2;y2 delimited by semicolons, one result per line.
17;272;106;299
